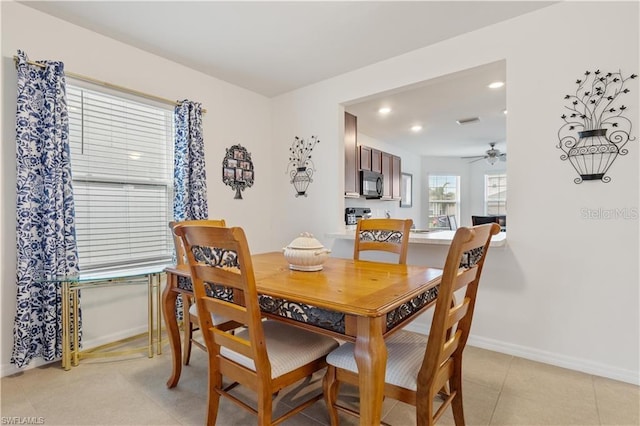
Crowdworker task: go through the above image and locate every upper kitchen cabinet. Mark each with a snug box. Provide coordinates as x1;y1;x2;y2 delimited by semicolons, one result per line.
392;155;401;200
344;112;360;197
371;149;382;173
359;145;372;171
381;152;392;199
382;153;402;200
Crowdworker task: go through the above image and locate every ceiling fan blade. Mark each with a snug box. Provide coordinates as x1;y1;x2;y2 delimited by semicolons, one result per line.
461;155;485;159
468;157;486;163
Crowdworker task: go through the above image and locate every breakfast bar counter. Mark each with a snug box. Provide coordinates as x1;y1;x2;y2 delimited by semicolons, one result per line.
327;228;507;247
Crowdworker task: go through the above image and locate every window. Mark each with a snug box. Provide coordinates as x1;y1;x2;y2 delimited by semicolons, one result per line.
427;175;459;230
485;173;507;215
67;83;174;271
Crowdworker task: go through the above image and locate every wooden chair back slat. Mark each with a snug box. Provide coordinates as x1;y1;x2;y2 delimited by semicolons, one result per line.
446;298;470;329
213;328;254;359
353;218;413;264
202;297;247;325
191;264;245;291
453;267;478;292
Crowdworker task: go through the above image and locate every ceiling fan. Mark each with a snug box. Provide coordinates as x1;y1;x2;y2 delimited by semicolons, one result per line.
463;142;506;165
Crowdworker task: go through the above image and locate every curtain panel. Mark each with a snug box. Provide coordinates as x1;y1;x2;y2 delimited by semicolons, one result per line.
173;101;209;221
173;101;208;321
12;50;79;367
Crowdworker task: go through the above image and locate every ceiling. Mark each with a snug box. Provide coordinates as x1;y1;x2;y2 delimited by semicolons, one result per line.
345;60;507;157
22;1;555;157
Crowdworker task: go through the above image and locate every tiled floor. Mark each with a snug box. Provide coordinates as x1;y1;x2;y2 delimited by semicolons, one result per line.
1;337;638;425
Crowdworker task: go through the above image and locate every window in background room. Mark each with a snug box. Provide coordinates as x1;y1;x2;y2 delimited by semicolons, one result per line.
485;173;507;215
67;83;174;271
427;175;459;230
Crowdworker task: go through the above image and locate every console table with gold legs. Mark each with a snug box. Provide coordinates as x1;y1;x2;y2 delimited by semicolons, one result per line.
45;266;168;370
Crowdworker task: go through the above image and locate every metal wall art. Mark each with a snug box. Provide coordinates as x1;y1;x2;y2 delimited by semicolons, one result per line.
286;136;319;197
222;144;254;199
557;69;637;183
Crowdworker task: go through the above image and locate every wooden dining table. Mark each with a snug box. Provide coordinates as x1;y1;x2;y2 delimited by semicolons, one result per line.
163;251;443;425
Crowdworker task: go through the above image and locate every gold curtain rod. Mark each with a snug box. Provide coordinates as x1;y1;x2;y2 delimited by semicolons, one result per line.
13;55;207;113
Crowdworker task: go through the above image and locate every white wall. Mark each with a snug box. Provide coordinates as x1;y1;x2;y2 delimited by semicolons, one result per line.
271;2;639;384
1;2;274;375
1;1;638;385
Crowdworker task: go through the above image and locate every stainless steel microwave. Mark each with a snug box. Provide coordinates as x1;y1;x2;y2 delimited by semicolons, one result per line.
360;170;383;198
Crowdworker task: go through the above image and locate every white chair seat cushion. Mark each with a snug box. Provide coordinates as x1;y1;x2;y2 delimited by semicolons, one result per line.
326;330;427;391
189;302;229;326
220;321;339;378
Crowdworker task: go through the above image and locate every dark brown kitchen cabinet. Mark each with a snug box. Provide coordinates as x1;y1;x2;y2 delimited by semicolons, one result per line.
344;112;359;196
381;152;392;199
392;155;402;200
359;145;372;171
371;149;382;173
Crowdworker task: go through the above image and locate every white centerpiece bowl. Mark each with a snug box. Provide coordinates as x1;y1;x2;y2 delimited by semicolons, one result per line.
283;232;331;271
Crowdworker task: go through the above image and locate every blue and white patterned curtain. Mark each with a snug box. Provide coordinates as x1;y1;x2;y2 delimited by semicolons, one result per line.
12;50;79;368
173;100;208;221
173;101;208;320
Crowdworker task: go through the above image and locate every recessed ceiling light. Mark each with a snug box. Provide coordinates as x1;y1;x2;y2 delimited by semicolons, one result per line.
488;81;505;89
411;125;422;132
378;107;391;114
503;109;508;115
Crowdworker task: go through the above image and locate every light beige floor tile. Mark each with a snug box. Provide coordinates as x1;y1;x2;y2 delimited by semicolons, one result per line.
29;370;179;425
490;393;599;426
501;357;597;410
0;377;39;420
463;346;513;391
593;376;640;426
381;380;499;426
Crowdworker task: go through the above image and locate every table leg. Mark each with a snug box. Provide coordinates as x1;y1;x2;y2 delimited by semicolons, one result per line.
163;272;182;388
354;316;387;426
61;282;70;371
156;273;163;355
72;289;79;366
147;274;154;358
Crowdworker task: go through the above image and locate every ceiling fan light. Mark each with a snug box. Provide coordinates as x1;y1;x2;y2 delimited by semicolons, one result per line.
486;156;498;165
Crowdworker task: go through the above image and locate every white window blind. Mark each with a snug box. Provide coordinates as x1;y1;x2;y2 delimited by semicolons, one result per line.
485;173;507;215
427;175;460;230
67;83;174;271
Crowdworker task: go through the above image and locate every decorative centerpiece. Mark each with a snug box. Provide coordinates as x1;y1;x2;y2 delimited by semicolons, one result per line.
286;136;319;197
283;232;331;271
557;69;636;183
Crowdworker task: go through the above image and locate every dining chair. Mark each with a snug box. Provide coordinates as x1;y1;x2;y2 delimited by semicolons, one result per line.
174;223;339;426
447;215;458;231
169;219;228;366
353;218;413;264
323;223;501;426
470;215;500;226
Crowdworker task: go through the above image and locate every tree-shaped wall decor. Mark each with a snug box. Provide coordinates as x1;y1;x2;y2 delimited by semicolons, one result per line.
222;144;254;199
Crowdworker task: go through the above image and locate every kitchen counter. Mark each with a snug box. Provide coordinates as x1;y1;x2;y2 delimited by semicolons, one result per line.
326;229;506;247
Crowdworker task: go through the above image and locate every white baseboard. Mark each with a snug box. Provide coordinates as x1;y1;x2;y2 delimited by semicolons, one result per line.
1;325;148;378
402;323;639;386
